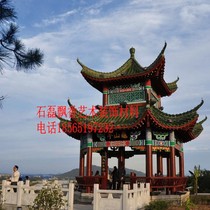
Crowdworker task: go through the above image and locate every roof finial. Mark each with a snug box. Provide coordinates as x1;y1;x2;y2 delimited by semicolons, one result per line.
130;47;135;58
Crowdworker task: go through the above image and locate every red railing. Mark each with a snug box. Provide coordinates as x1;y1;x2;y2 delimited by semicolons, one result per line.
76;176;107;193
130;176;187;192
76;176;187;193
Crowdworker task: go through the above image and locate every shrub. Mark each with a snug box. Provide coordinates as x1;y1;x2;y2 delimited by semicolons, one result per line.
144;200;169;210
0;204;4;210
0;192;5;210
190;195;210;205
29;182;66;210
184;198;194;210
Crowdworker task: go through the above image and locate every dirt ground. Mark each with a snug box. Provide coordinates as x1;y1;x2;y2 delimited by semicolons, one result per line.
170;204;210;210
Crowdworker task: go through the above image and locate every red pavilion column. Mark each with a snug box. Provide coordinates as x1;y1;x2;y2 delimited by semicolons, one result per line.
79;150;84;176
179;150;184;177
118;147;125;170
157;94;161;108
157;152;163;174
145;80;151;103
103;86;109;106
167;155;170;177
146;128;153;179
169;131;176;177
169;131;176;194
101;148;108;189
79;138;85;176
145;80;153;182
86;133;93;177
166;155;170;195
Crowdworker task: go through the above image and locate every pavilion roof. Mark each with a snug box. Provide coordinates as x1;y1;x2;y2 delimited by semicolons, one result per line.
79;43;178;97
58;99;206;143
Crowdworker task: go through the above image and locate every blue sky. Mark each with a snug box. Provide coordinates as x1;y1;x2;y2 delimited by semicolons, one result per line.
1;0;210;174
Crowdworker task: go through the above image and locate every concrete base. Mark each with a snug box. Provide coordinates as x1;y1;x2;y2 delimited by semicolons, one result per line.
3;204;28;210
74;191;93;204
151;191;190;206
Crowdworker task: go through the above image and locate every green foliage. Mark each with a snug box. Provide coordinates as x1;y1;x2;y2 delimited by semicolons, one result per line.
0;193;5;210
0;0;44;71
188;165;201;195
198;169;210;193
29;183;66;210
144;200;169;210
0;203;4;210
188;167;210;194
191;195;210;205
184;198;194;210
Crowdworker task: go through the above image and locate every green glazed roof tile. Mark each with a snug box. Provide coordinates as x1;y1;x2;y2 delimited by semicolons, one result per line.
191;116;207;138
58;99;205;143
79;43;178;97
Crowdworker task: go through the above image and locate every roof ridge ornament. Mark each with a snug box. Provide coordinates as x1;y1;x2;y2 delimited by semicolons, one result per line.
129;47;135;58
161;42;167;54
193;99;204;111
77;58;84;67
198;116;207;125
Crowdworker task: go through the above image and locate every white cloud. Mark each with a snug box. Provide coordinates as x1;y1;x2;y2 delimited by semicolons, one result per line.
34;9;78;27
180;3;210;24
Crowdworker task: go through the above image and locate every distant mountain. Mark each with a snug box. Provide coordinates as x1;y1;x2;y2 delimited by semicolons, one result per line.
56;165;145;179
56;168;79;179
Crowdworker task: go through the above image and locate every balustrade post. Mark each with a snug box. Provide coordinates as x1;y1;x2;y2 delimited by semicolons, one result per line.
133;184;137;209
68;182;74;210
17;181;23;208
2;180;7;204
93;184;99;210
123;184;128;210
146;128;153;178
24;180;30;193
145;183;150;205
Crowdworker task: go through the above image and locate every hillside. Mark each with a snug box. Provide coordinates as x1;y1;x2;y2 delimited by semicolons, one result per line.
56;165;145;179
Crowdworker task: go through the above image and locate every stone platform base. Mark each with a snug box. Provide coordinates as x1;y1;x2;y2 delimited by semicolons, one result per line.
3;204;28;210
74;191;93;204
151;191;190;205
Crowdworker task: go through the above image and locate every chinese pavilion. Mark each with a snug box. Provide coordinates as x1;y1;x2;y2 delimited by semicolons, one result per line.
58;43;206;194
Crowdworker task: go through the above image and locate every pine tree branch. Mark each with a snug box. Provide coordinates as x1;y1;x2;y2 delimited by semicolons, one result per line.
0;39;44;70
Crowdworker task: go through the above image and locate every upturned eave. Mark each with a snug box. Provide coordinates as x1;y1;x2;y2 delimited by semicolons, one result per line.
79;43;174;96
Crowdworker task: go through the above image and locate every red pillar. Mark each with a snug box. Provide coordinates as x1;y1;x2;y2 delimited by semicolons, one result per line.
166;155;170;195
118;147;125;170
145;80;151;104
170;148;175;177
101;148;108;189
145;82;153;180
157;152;163;174
179;151;184;177
86;148;92;176
103;87;108;106
101;149;107;176
169;131;176;194
169;131;176;177
79;139;85;176
167;155;170;177
86;133;92;177
157;94;161;108
146;128;153;178
79;151;84;176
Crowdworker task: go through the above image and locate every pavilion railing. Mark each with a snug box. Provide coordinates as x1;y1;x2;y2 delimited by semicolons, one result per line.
76;176;107;193
130;176;188;192
76;176;187;194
